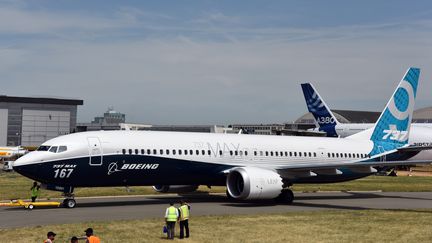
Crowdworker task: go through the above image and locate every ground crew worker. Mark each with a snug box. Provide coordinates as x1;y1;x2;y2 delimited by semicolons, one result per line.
178;200;191;239
44;231;56;243
84;228;100;243
165;202;179;239
70;236;78;243
31;181;40;202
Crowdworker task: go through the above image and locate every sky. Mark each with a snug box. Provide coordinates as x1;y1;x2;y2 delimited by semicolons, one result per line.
1;0;432;124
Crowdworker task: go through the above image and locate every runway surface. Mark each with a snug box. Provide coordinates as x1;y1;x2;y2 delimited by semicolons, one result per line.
1;192;432;229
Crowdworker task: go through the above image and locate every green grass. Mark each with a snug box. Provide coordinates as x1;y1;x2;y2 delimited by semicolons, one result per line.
1;210;432;242
1;172;431;201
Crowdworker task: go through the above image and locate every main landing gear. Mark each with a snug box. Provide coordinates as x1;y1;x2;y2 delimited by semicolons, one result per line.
62;192;76;208
276;189;294;204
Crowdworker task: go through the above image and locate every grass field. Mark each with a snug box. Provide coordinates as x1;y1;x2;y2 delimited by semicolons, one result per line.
0;209;431;242
1;172;431;201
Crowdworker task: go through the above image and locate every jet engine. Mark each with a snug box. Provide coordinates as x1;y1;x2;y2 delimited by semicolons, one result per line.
152;185;199;193
226;167;284;200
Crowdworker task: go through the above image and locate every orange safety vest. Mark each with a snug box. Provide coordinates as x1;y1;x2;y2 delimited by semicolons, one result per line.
43;240;52;243
87;235;101;243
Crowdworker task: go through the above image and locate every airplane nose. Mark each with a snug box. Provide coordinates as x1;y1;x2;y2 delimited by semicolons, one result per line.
13;153;42;181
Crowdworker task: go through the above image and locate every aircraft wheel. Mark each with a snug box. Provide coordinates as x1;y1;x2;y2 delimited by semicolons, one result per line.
64;199;76;208
276;189;294;204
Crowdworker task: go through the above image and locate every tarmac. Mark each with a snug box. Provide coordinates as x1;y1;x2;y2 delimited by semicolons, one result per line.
1;191;432;229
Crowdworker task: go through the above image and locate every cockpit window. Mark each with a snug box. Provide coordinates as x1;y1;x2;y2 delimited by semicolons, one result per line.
49;146;58;153
58;146;67;153
37;145;51;151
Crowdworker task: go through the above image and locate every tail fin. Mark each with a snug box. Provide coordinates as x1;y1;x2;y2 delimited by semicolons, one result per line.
369;67;420;155
301;83;339;136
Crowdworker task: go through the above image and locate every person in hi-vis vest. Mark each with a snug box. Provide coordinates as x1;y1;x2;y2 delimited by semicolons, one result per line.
178;200;191;239
165;202;179;239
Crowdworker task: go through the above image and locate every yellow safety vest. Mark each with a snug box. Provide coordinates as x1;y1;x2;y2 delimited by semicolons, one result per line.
31;187;39;197
179;205;189;221
166;206;178;222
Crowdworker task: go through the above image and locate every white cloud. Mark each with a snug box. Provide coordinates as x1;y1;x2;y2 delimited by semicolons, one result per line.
1;5;432;124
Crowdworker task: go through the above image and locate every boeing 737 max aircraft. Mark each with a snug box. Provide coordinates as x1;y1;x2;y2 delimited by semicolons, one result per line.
13;68;431;208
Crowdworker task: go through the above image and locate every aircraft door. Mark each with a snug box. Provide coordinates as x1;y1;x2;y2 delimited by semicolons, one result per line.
87;137;103;166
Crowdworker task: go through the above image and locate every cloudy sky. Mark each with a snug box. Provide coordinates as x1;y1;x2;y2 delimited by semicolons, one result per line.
1;0;432;124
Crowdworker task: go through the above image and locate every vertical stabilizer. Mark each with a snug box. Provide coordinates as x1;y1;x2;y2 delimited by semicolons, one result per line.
301;83;339;136
368;67;420;155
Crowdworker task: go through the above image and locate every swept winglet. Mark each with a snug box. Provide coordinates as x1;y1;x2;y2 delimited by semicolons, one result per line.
301;83;339;136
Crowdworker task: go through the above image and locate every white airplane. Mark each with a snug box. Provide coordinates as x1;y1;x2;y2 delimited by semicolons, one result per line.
301;82;432;160
0;146;27;159
13;67;431;208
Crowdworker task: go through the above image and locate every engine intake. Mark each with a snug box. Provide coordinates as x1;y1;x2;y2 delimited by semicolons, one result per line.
226;167;284;200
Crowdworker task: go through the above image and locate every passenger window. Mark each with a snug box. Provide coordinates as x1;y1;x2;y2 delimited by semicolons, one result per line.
294;152;297;156
344;153;347;158
230;151;233;156
129;149;133;155
208;150;211;156
270;151;274;156
196;150;199;155
179;150;182;155
153;149;157;155
314;152;317;157
202;150;205;155
184;150;188;155
122;149;126;155
289;152;293;157
135;149;139;154
166;149;170;155
275;151;279;156
58;146;67;153
190;150;193;155
260;151;263;156
254;151;257;156
239;151;243;156
309;152;312;157
285;151;288;156
219;150;223;156
147;149;151;154
141;149;145;154
245;151;248;156
235;151;238;156
173;150;176;155
160;149;164;155
265;151;269;156
336;153;339;158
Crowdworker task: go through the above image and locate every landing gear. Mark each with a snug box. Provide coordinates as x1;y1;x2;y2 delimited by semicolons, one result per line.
62;192;76;208
276;189;294;204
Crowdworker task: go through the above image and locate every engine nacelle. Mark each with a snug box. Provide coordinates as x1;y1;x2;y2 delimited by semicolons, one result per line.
152;185;199;193
226;167;284;200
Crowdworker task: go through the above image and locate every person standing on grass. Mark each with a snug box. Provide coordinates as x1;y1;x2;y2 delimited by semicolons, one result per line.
30;181;40;202
165;202;179;239
43;231;56;243
178;200;191;239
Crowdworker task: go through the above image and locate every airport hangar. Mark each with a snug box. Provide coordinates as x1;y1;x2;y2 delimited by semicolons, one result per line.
0;95;83;147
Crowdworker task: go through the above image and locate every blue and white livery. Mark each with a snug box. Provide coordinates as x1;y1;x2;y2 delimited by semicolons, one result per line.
13;68;431;208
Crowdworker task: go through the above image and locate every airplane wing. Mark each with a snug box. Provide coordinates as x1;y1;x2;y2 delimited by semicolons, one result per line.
274;160;432;178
